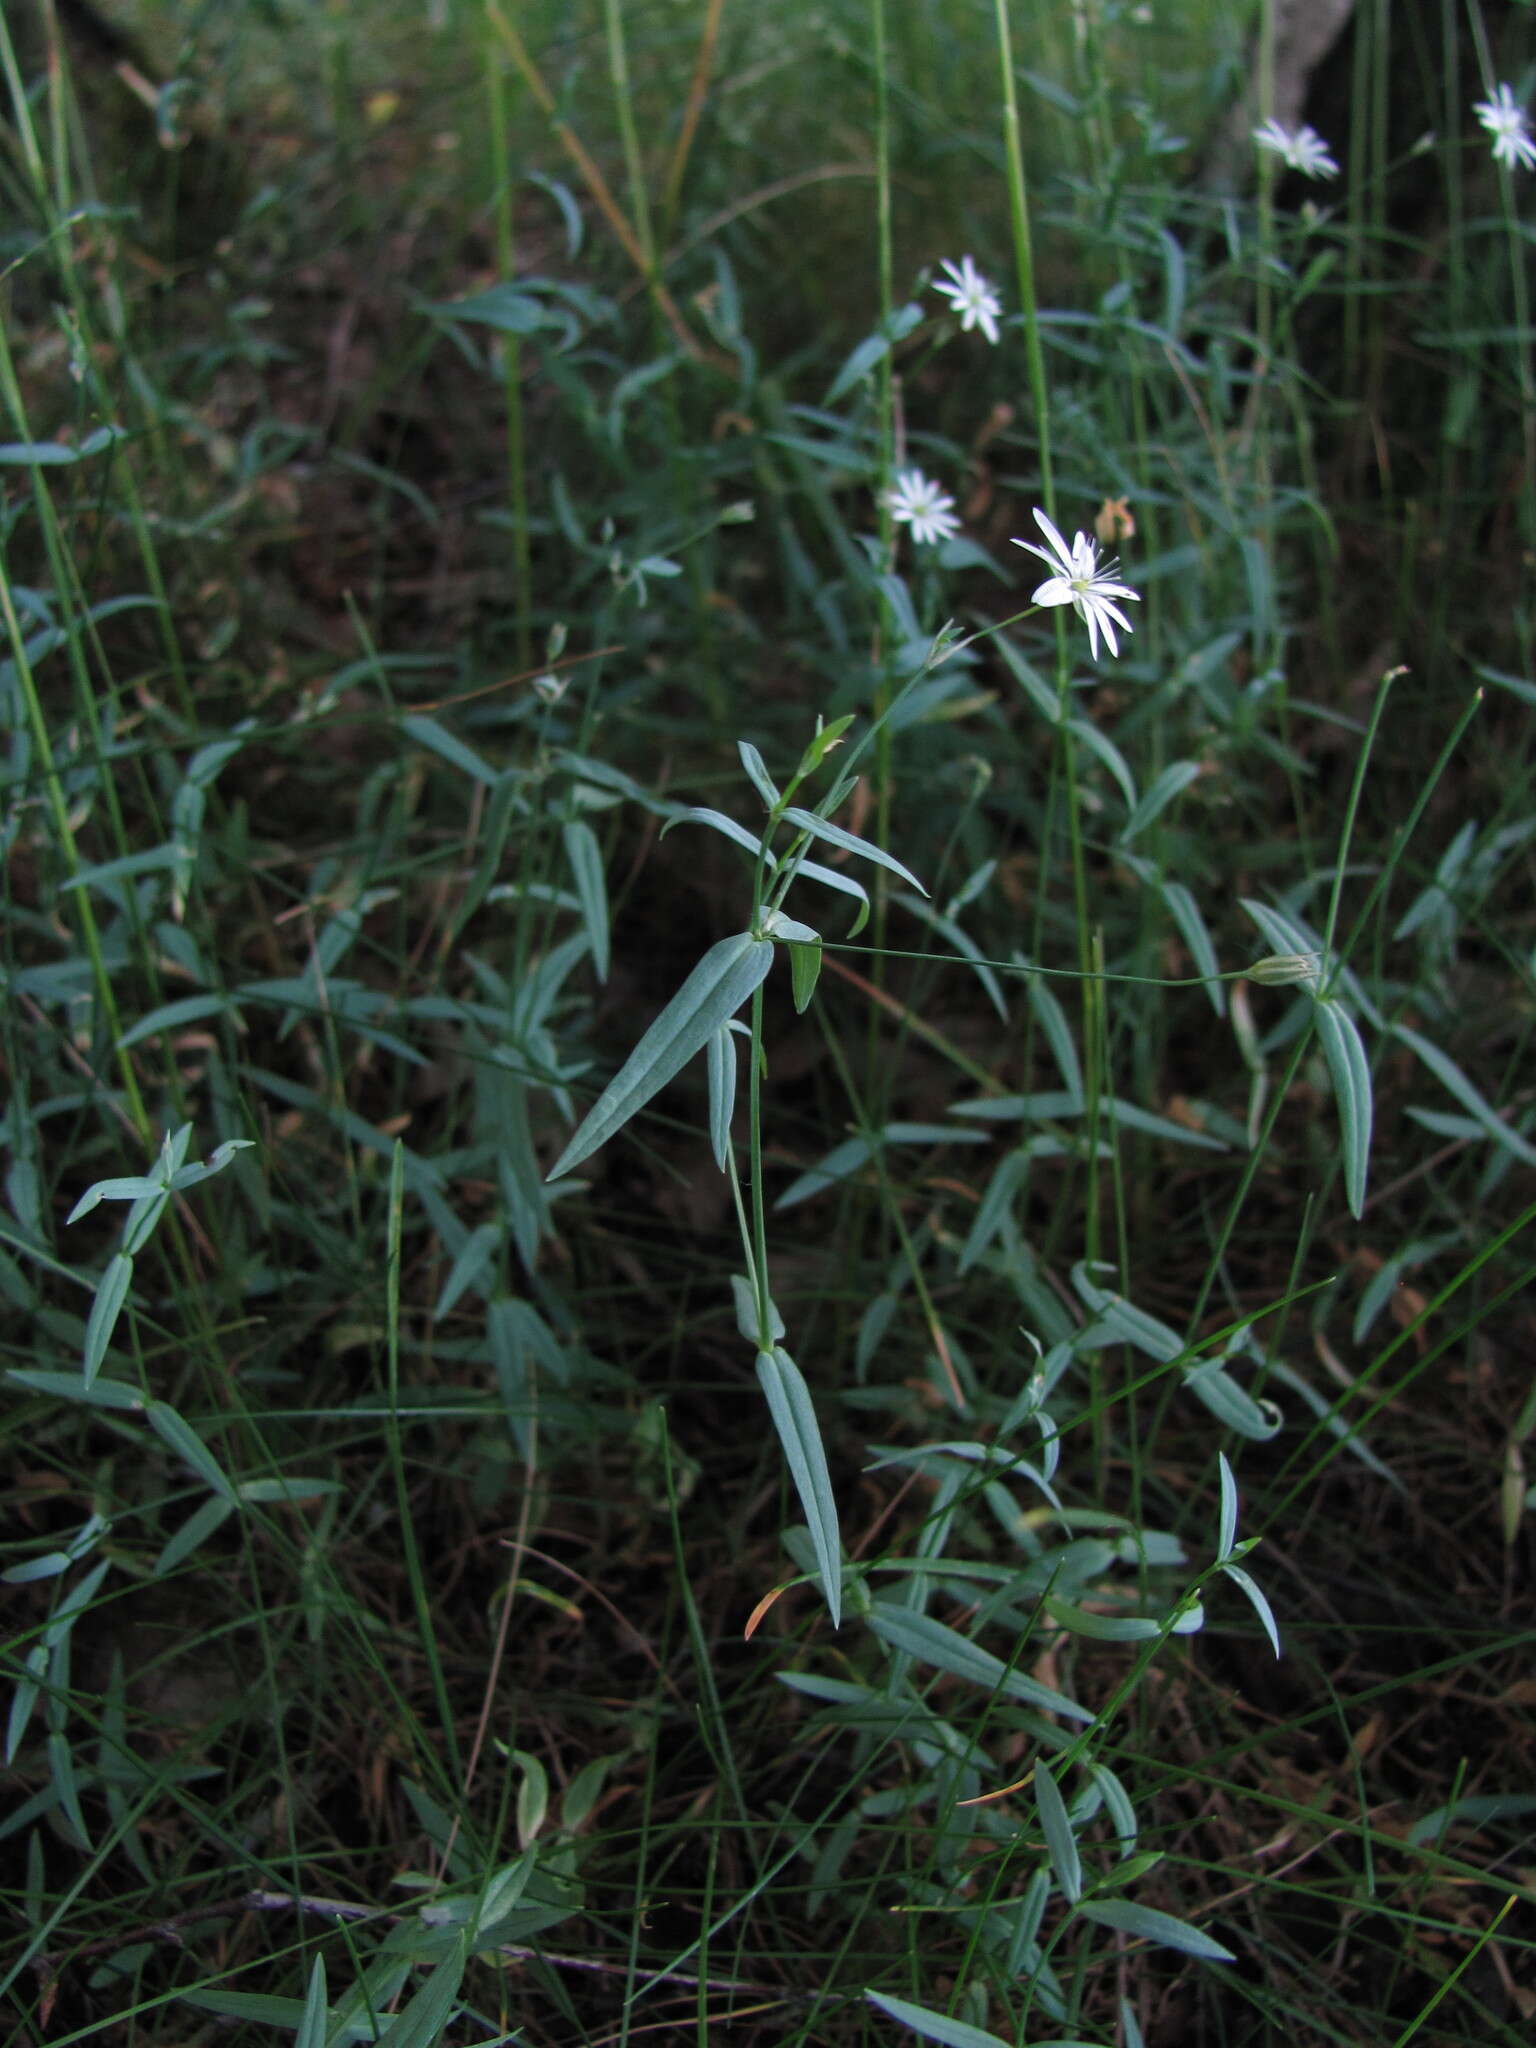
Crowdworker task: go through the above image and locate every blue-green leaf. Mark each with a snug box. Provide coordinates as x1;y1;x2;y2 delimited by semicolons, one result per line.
294;1957;328;2048
1119;760;1202;844
1217;1452;1238;1560
788;939;822;1013
5;1369;143;1412
1220;1562;1281;1658
737;740;782;810
865;1987;1013;2048
782;807;928;896
824;302;923;403
706;1025;737;1169
426;283;549;333
1407;1793;1536;1847
1042;1594;1196;1641
83;1253;133;1388
1036;1764;1082;1903
1311;996;1372;1217
562;820;610;983
145;1401;236;1502
156;1493;236;1574
666;806;775;866
865;1602;1092;1721
757;1346;842;1628
117;995;235;1050
1392;1021;1536;1166
1078;1897;1234;1962
789;856;871;936
546;934;774;1178
401;714;500;788
1182;1357;1283;1441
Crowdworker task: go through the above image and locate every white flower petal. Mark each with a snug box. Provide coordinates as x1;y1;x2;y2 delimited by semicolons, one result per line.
932;255;1004;345
1474;83;1536;171
884;467;960;545
1253;117;1339;179
1013;503;1141;662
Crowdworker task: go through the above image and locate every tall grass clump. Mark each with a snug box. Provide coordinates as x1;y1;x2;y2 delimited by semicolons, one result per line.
3;1;1535;2043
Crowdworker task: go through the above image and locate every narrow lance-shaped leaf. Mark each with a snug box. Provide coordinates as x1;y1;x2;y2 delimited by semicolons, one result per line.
1221;1562;1281;1658
1311;995;1372;1217
546;934;774;1179
664;806;775;867
866;1602;1093;1721
781;807;928;896
756;1346;842;1628
562;820;610;984
1077;1896;1234;1963
864;1987;1014;2048
145;1400;237;1502
789;940;822;1013
737;740;781;810
293;1958;328;2048
1217;1451;1238;1560
82;1253;133;1390
1391;1020;1536;1166
1035;1763;1082;1903
706;1025;737;1170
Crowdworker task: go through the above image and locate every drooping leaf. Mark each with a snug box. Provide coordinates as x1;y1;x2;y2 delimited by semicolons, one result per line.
756;1346;842;1628
1220;1562;1281;1658
665;806;775;867
706;1025;738;1169
781;807;928;896
1311;996;1373;1217
788;939;822;1013
1036;1764;1082;1903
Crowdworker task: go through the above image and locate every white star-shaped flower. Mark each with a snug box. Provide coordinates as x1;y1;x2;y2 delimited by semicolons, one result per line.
1252;118;1339;180
1013;506;1140;661
931;256;1003;345
884;468;960;547
1474;83;1536;171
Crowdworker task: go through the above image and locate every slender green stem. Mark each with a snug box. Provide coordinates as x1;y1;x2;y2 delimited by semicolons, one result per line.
747;981;773;1349
384;1143;462;1783
868;0;898;996
1320;666;1398;981
485;17;533;668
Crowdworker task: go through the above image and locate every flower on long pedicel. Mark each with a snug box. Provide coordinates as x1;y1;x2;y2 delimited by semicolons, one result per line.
1473;83;1536;171
1252;118;1339;180
1013;506;1140;661
884;468;961;546
930;256;1003;345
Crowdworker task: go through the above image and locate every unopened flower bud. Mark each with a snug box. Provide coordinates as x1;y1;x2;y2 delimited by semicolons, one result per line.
1248;952;1320;988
